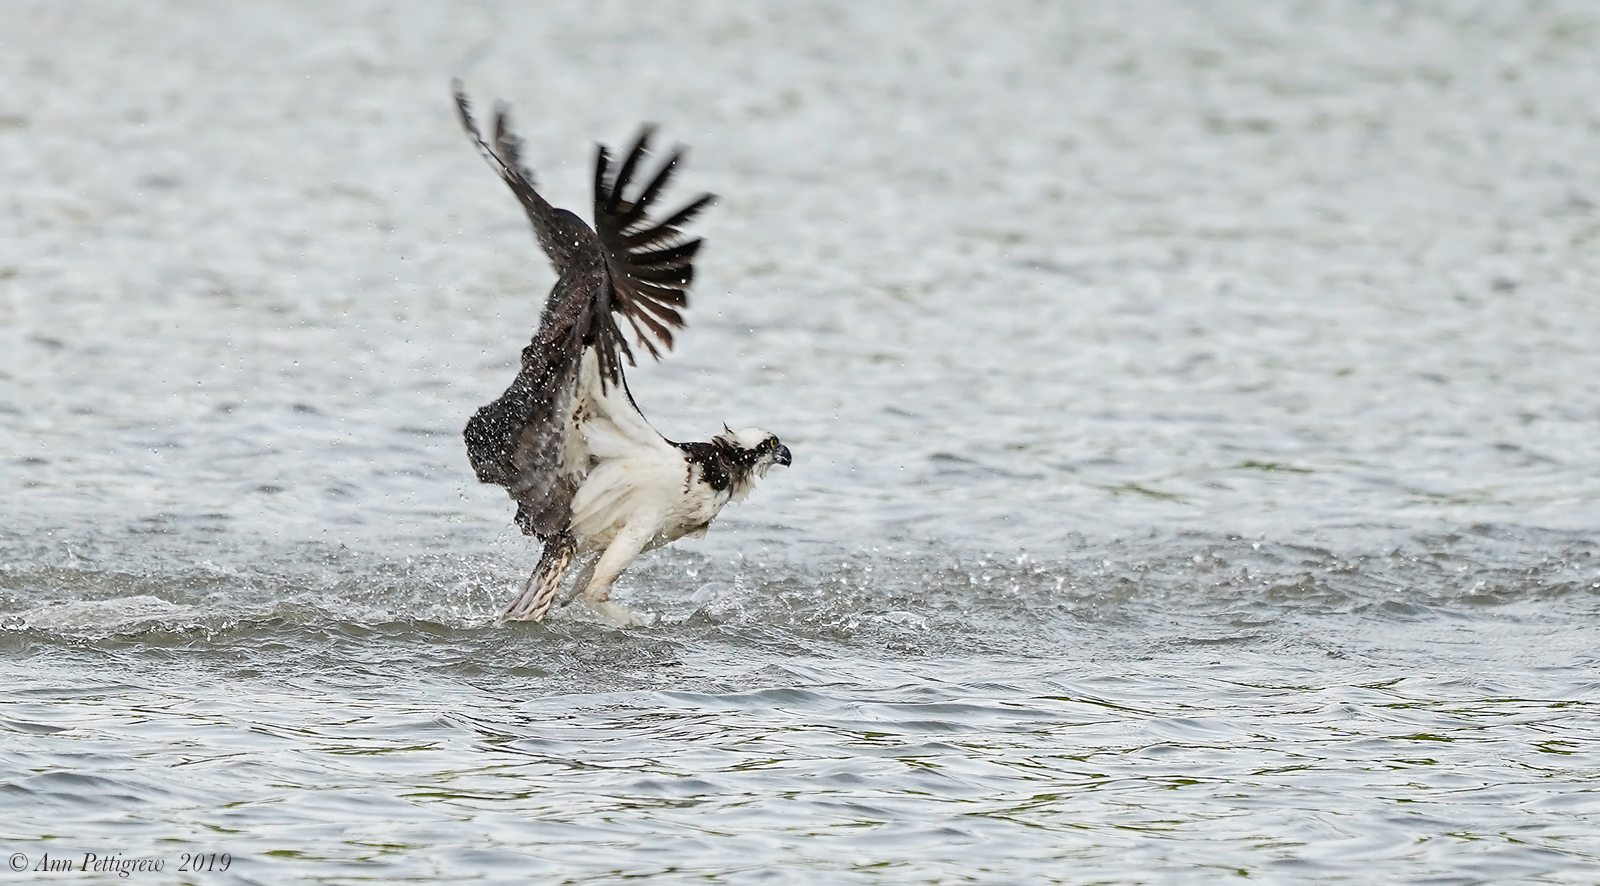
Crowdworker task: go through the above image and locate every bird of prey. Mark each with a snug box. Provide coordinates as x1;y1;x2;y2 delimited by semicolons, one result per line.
453;84;791;625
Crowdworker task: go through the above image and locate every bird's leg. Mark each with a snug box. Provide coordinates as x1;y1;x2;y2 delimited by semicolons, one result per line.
555;555;599;610
501;532;576;622
577;521;656;626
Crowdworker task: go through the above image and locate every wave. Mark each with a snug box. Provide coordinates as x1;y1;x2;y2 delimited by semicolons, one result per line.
3;525;1595;665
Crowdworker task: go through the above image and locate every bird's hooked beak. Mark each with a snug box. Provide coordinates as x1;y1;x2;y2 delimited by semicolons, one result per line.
775;445;792;467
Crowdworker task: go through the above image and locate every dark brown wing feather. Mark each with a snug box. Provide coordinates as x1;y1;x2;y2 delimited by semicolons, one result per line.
453;85;711;539
593;127;715;363
452;82;592;275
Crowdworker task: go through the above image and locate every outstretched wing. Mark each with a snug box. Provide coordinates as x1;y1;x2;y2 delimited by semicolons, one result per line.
454;85;711;538
452;81;590;275
593;127;715;370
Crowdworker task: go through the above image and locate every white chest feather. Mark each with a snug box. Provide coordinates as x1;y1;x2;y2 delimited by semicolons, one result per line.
660;463;733;541
567;452;733;553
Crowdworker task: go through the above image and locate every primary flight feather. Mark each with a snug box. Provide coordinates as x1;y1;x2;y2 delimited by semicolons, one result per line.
454;84;791;625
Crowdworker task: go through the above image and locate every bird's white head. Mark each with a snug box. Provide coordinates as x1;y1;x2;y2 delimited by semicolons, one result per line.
716;426;793;487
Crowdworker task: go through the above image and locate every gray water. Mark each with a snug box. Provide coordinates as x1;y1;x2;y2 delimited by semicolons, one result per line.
3;2;1600;883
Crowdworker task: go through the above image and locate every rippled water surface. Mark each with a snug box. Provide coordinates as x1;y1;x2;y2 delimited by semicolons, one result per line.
4;2;1600;883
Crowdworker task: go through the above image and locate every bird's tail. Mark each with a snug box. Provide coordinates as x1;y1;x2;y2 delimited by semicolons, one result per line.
502;533;577;621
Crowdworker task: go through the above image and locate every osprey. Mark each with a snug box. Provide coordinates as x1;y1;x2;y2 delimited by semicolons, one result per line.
453;85;791;625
